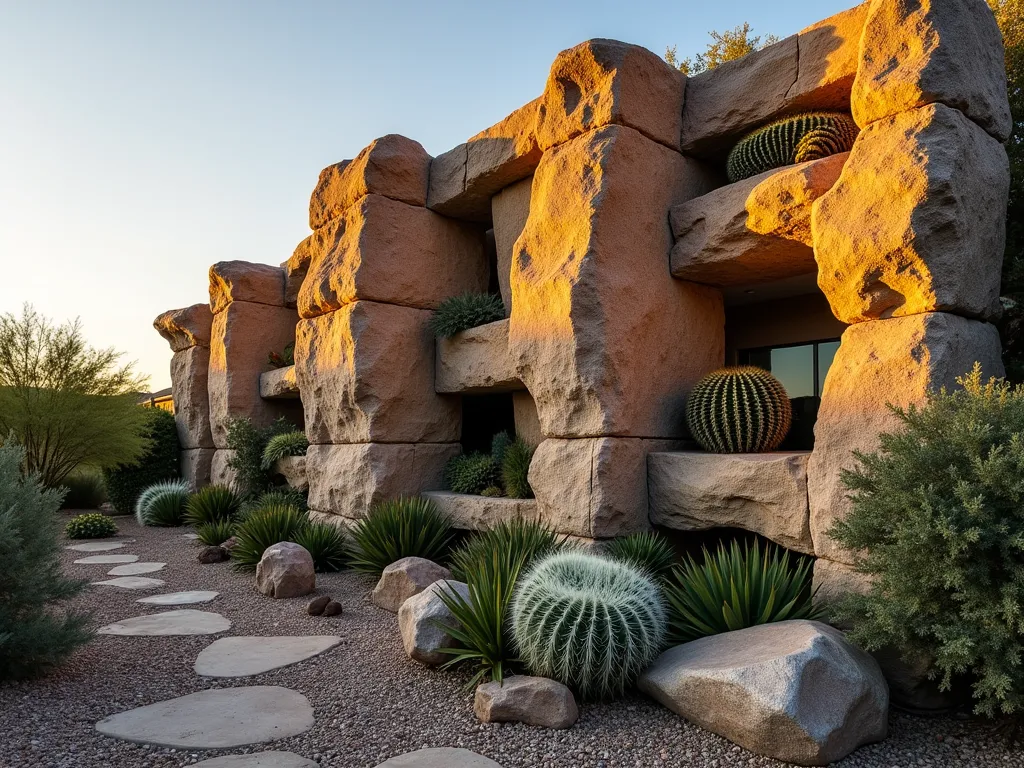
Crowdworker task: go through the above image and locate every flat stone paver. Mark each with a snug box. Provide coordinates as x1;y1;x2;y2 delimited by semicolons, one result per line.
95;686;314;749
75;554;138;564
92;577;166;590
375;749;503;768
66;542;125;552
98;609;231;636
107;562;166;576
183;533;200;540
137;590;219;606
194;636;341;678
194;752;318;767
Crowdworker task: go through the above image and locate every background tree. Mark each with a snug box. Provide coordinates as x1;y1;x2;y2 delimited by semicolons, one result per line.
665;23;780;77
0;304;150;487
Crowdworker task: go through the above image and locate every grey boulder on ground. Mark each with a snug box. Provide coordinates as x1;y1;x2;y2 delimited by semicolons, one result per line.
371;557;452;613
194;635;341;678
98;609;232;636
91;576;165;590
256;542;316;599
637;620;889;766
194;753;317;767
398;579;469;665
374;748;503;768
474;675;579;729
137;590;219;605
107;561;166;576
95;686;314;749
66;541;125;552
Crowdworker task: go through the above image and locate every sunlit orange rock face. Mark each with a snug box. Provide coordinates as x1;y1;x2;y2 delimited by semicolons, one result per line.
491;177;533;315
435;319;522;394
812;103;1009;324
208;260;286;314
153;303;213;352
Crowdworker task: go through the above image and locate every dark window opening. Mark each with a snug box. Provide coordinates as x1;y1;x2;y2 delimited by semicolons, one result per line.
460;393;516;455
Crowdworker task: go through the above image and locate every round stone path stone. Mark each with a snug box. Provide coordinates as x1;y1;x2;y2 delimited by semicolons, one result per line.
95;686;314;749
107;562;166;576
137;590;219;605
66;542;125;552
98;609;231;636
375;749;503;768
194;636;341;678
194;752;317;767
92;576;166;590
183;533;201;540
75;554;138;564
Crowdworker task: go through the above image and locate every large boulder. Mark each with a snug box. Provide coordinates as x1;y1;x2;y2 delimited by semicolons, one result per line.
398;579;469;665
209;261;286;314
255;542;315;599
421;492;540;533
272;455;308;492
154;303;213;352
170;345;214;449
210;449;238;489
371;557;452;613
180;448;215;491
474;676;579;729
638;621;889;765
434;319;523;394
284;218;342;308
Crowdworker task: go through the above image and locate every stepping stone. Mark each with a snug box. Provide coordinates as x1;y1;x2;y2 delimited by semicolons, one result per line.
194;752;317;767
195;636;341;678
75;554;138;564
66;542;125;552
183;533;200;540
98;610;231;636
375;749;503;768
137;590;219;606
92;577;165;590
95;686;314;748
107;562;166;576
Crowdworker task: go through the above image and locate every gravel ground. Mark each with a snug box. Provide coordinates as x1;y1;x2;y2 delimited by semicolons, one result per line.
3;516;1023;768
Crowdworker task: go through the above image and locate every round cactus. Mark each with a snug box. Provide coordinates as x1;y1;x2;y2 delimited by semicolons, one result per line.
65;513;118;539
726;111;858;182
685;366;792;453
510;551;667;700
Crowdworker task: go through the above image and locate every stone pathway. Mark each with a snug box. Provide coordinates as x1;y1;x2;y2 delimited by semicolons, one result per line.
194;753;318;767
194;636;341;678
137;590;219;605
98;609;231;636
66;541;125;552
92;576;166;590
75;554;138;564
107;561;166;576
375;749;504;767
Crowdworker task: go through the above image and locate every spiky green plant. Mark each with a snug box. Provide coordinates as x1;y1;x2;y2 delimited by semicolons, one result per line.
65;513;117;539
429;293;504;338
261;431;309;470
606;531;676;577
229;503;308;569
195;519;236;547
490;432;512;464
501;437;534;499
450;518;564;582
663;538;821;644
134;479;189;526
293;522;348;573
348;496;454;575
726;111;858;182
685;366;792;453
511;551;667;700
444;453;501;495
238;487;308;521
185;485;240;526
480;485;504;497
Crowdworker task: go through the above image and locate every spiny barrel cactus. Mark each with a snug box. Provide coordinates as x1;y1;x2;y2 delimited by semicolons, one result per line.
510;551;667;700
685;366;792;453
726;111;858;182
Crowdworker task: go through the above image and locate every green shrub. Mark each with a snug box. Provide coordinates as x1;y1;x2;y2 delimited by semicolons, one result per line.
293;522;348;573
59;468;107;509
0;440;92;680
685;366;792;453
238;487;308;520
196;520;235;547
828;365;1024;717
511;551;667;700
501;437;534;499
428;293;504;338
490;432;512;465
104;407;180;514
261;431;309;470
450;518;564;582
185;485;240;526
606;531;676;577
267;342;295;369
134;479;189;527
65;512;117;539
230;503;308;569
444;453;500;495
226;417;296;500
348;496;454;575
663;538;820;644
726;111;858;182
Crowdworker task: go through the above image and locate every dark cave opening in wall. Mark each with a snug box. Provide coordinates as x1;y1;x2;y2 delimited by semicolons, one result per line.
460;393;517;455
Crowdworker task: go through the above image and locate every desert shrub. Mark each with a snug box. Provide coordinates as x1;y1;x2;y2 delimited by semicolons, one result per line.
134;479;189;527
238;487;308;520
828;365;1024;717
230;503;308;570
267;342;295;369
59;468;107;509
501;437;534;499
685;366;792;453
293;522;348;573
444;453;501;495
490;432;512;465
103;406;180;514
666;22;779;76
348;496;454;575
511;551;667;700
450;519;564;582
226;417;296;500
0;440;92;680
606;531;676;577
185;485;240;526
726;112;858;182
261;431;309;470
65;512;117;539
663;538;820;644
429;293;504;338
196;520;236;547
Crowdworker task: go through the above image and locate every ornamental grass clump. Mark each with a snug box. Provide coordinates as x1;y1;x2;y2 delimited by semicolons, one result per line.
348;496;454;575
134;479;189;526
429;293;504;338
511;551;667;700
184;485;240;526
65;512;117;539
238;487;308;521
59;468;107;509
195;519;235;547
501;437;534;499
606;531;676;577
828;365;1024;718
229;503;307;569
450;519;565;582
261;431;309;470
293;522;348;573
444;453;500;495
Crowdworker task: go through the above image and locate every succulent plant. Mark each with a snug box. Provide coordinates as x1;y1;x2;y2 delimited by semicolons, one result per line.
195;519;236;547
134;479;189;526
429;293;505;338
726;111;858;182
685;366;792;453
347;496;454;575
605;531;676;577
185;485;240;526
65;512;117;539
261;431;309;470
444;453;501;495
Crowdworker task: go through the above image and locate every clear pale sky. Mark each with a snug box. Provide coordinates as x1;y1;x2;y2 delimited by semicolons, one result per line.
0;0;853;391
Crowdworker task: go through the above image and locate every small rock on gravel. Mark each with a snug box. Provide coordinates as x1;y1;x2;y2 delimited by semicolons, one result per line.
474;675;579;729
322;600;343;616
371;557;451;613
199;545;230;564
306;595;331;615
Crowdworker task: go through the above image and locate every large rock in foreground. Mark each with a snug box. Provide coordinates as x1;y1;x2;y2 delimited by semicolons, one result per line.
398;579;469;666
255;542;315;599
638;621;888;765
371;557;452;613
474;675;579;729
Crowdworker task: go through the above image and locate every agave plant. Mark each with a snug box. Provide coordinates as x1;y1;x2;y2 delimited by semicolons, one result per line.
195;519;236;547
238;487;308;521
605;531;676;578
229;503;308;569
184;485;240;526
450;518;564;581
662;538;822;644
135;479;189;526
347;496;454;575
261;431;309;470
293;522;348;572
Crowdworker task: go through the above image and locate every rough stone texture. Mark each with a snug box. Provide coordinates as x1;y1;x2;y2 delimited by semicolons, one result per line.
422;492;540;532
787;3;871;113
371;557;452;613
435;319;523;393
91;576;165;590
649;451;812;554
306;443;459;520
374;749;502;768
209;261;286;314
181;448;215;491
198;546;229;564
154;303;214;352
273;454;308;492
137;590;219;606
95;686;314;749
171;345;214;448
194;636;341;678
812;104;1009;324
211;449;238;489
256;542;316;599
510;125;723;438
474;676;579;729
284;219;342;308
638;621;889;765
296;302;459;444
808;312;1005;564
66;542;125;552
398;579;470;666
98;610;232;636
529;438;683;538
309;135;431;230
75;554;138;564
108;562;166;576
491;177;532;314
512;392;543;446
853;0;1011;141
299;194;487;318
670;154;847;287
812;557;874;613
260;365;299;399
194;753;318;768
536;40;685;152
209;300;302;448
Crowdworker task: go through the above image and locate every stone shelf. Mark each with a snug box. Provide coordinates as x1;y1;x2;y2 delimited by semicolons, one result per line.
434;319;524;394
422;491;538;531
647;450;813;555
260;365;300;399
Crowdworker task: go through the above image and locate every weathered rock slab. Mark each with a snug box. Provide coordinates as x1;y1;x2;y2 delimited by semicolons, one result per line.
474;676;579;729
398;579;469;666
256;542;315;599
491;177;532;314
260;365;299;399
137;590;219;606
154;303;214;352
107;562;166;576
273;455;308;492
98;610;231;636
194;636;341;678
209;261;286;313
435;319;523;393
171;345;214;448
371;557;452;613
374;749;502;768
421;492;539;532
211;449;238;489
